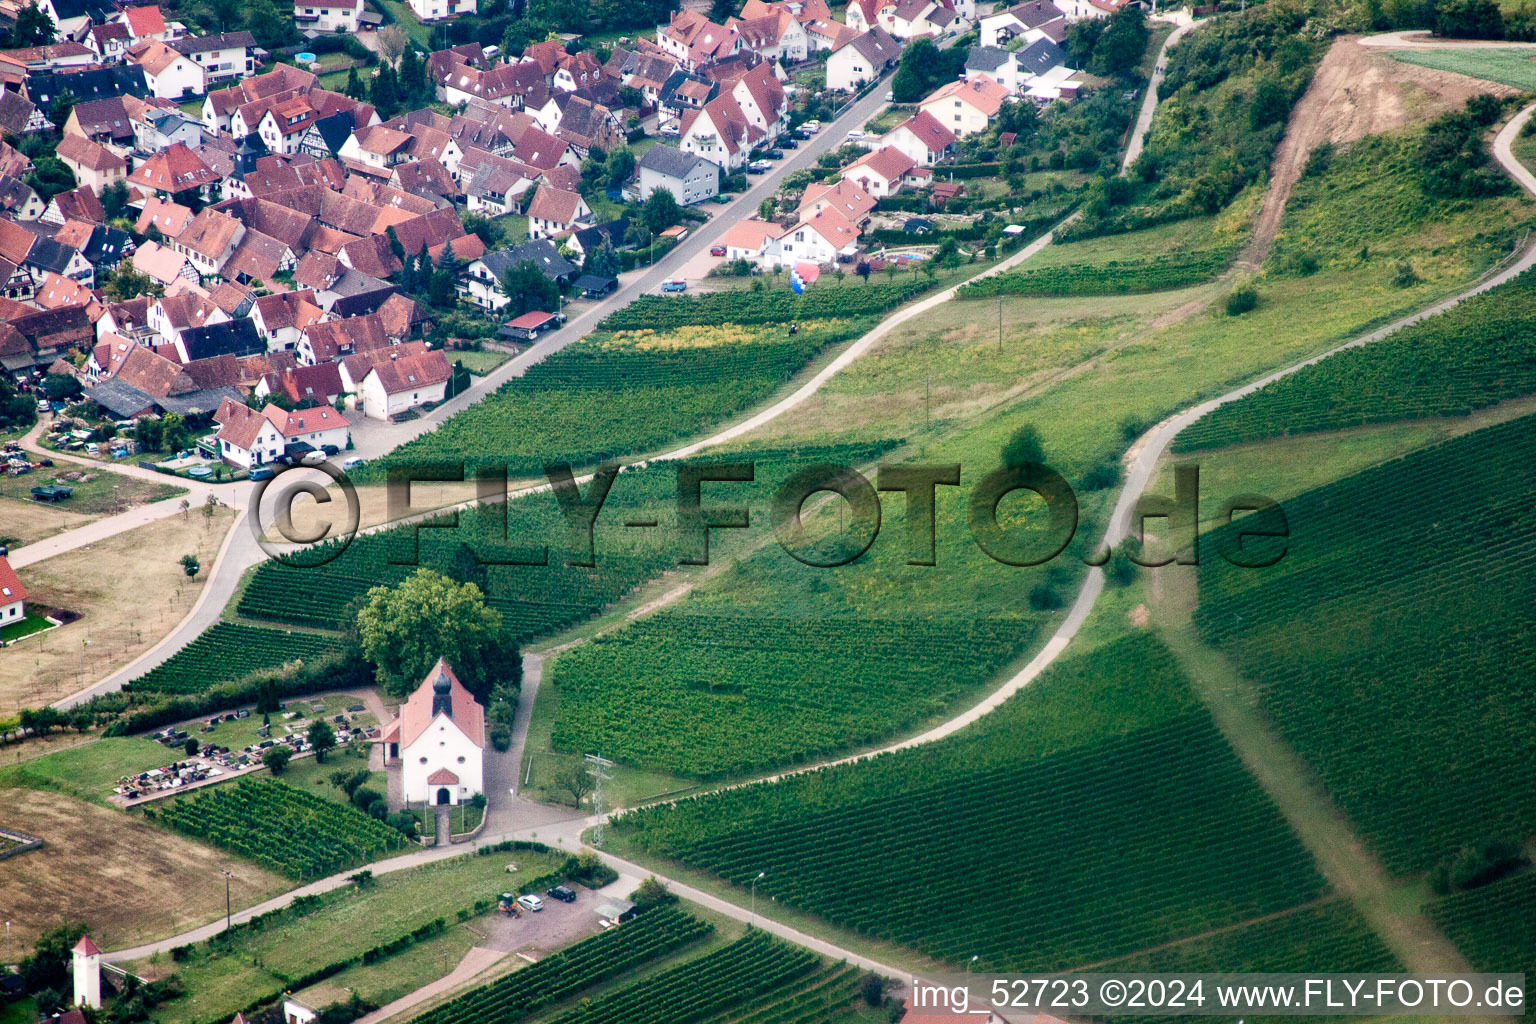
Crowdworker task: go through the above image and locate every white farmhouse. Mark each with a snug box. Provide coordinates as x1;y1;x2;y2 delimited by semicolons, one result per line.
382;660;485;807
0;555;26;629
212;399;351;468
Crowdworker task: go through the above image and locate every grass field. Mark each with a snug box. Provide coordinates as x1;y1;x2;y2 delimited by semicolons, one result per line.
0;496;100;549
0;737;180;803
0;506;237;709
451;349;513;376
0;464;184;515
1389;47;1536;90
133;847;569;1024
0;786;286;950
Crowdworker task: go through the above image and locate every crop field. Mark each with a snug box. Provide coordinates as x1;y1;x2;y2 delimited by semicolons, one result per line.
237;441;900;643
1194;413;1536;873
959;246;1237;298
599;279;930;330
124;623;348;694
1389;48;1536;91
365;281;931;483
545;930;823;1024
1426;871;1536;976
409;907;712;1024
1175;272;1536;451
613;636;1325;970
150;778;408;879
1097;902;1400;1024
549;613;1036;777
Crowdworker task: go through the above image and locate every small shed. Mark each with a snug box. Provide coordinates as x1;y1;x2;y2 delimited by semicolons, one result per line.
499;311;562;341
593;898;637;925
573;273;617;298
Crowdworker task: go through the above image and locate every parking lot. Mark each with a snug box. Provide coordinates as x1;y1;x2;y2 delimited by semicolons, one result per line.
474;888;607;954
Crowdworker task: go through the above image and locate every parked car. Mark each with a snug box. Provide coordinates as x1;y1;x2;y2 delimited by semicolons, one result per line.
884;90;894;101
517;894;544;912
709;244;727;256
249;467;275;481
547;885;577;903
320;444;340;456
660;279;688;293
766;148;784;159
711;193;731;204
342;456;365;470
660;123;680;137
780;136;798;148
300;450;327;466
846;130;866;140
748;160;772;173
801;120;821;133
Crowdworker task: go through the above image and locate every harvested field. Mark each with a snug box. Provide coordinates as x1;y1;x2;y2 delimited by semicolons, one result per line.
0;788;285;950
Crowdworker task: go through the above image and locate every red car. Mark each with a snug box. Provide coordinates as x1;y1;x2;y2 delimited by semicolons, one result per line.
710;244;727;256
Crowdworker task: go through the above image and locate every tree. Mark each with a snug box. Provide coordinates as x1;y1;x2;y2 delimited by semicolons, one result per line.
889;37;964;102
605;146;635;193
8;2;54;47
630;876;678;910
42;372;80;402
180;554;200;577
100;179;130;220
1001;424;1045;469
462;211;506;250
371;63;401;119
639;187;680;235
1436;0;1505;37
162;411;190;452
1248;76;1289;130
399;46;428;107
499;259;559;317
26;156;74;201
587;240;620;278
428;269;456;307
438;237;459;274
855;259;871;283
263;745;292;774
378;24;409;65
344;67;367;101
308;721;336;762
554;760;593;806
243;0;297;49
708;0;733;22
353;568;506;697
758;197;776;221
184;737;200;756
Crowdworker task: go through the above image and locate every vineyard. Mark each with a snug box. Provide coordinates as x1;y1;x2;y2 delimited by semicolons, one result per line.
1194;414;1536;872
598;278;931;330
364;317;876;481
959;246;1235;299
613;636;1326;970
1426;872;1536;976
152;778;405;879
548;613;1037;777
409;907;713;1024
124;623;347;695
237;442;902;643
1097;902;1400;1024
1176;273;1536;451
544;931;824;1024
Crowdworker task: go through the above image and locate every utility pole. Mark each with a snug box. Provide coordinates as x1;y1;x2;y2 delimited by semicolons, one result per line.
997;293;1003;352
751;871;765;924
585;754;613;846
222;870;233;933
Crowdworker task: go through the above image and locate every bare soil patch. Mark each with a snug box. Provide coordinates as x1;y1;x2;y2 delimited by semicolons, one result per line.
0;788;285;950
0;507;236;709
1242;36;1518;267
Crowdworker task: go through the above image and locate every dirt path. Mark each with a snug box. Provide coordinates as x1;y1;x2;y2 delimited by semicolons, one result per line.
1241;36;1518;269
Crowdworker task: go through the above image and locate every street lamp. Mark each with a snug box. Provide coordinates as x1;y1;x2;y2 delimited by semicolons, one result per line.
750;871;765;925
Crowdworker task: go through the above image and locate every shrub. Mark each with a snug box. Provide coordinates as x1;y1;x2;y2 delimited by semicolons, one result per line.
1225;280;1259;316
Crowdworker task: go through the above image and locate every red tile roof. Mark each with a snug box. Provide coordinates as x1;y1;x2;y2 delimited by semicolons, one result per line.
0;555;25;606
425;767;458;785
392;659;484;749
123;5;166;37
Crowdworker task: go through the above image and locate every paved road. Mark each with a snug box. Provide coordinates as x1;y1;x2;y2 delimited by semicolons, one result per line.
1358;28;1536;48
1121;19;1195;172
